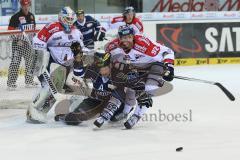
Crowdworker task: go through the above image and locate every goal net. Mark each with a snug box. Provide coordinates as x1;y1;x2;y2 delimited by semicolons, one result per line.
0;30;39;109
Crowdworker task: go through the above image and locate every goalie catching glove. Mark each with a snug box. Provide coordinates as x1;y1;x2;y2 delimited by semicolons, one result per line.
70;41;83;61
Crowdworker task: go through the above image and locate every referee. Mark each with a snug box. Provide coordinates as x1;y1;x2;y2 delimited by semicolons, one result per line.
7;0;37;90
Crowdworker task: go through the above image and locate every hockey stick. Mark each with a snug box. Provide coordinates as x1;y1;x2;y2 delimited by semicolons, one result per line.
128;61;235;101
173;75;235;101
144;70;235;101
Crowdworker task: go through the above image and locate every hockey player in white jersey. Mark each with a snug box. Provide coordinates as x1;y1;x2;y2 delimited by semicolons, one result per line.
104;6;143;35
27;6;91;123
94;25;175;129
33;7;91;70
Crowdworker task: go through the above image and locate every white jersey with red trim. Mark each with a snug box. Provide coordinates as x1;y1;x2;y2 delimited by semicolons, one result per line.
33;21;89;66
105;34;174;68
105;16;144;34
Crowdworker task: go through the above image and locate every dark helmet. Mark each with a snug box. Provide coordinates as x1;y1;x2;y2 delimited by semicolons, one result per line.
118;25;134;38
94;52;111;67
76;9;84;16
123;6;135;17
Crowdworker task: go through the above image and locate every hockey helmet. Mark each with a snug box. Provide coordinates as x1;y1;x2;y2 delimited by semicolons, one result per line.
59;6;76;33
76;9;84;16
123;6;135;17
118;25;134;38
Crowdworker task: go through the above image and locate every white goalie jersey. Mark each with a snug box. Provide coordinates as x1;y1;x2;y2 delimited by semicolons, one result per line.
33;21;89;66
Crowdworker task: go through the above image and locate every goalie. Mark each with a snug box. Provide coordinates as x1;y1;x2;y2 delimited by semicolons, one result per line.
26;6;92;123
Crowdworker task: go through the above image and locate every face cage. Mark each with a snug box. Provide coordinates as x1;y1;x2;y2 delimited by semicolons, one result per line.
62;16;74;26
60;16;74;32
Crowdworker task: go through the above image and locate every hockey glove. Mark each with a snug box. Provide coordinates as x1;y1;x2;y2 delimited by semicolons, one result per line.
137;92;153;108
70;42;83;59
163;63;174;82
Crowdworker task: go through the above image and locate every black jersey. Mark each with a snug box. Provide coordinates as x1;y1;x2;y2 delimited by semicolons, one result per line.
8;9;36;42
8;9;35;30
74;15;101;49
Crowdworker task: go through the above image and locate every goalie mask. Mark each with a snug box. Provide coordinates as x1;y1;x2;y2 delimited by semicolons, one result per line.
59;6;76;33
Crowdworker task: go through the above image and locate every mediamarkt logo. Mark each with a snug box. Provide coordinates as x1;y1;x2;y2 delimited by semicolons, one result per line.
151;0;240;12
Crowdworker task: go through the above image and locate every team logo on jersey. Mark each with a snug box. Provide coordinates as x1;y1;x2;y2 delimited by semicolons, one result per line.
98;84;104;91
135;54;144;60
87;23;93;28
134;44;147;53
82;29;93;35
52;36;62;41
57;42;72;47
48;26;60;34
19;16;26;24
68;35;73;40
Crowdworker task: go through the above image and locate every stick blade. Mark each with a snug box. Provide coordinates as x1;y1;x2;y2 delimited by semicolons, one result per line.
214;83;235;101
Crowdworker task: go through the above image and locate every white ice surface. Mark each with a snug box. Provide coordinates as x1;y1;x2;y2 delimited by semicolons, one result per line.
0;64;240;160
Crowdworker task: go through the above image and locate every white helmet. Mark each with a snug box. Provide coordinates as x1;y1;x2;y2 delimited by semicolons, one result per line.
58;6;76;33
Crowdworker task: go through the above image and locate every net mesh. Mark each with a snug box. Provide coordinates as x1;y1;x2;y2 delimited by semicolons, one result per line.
0;30;39;109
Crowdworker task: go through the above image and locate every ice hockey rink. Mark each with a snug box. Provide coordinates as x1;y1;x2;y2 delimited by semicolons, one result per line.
0;64;239;160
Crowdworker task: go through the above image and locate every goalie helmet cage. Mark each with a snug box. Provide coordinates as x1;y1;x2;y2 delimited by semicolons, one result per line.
0;30;39;109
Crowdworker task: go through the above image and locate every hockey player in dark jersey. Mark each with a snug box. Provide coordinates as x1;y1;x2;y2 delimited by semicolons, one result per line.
7;0;37;90
56;41;148;126
74;9;106;49
59;42;124;125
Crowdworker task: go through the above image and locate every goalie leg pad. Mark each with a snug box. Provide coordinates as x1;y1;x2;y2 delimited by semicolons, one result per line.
26;86;54;123
31;50;50;76
50;63;67;93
